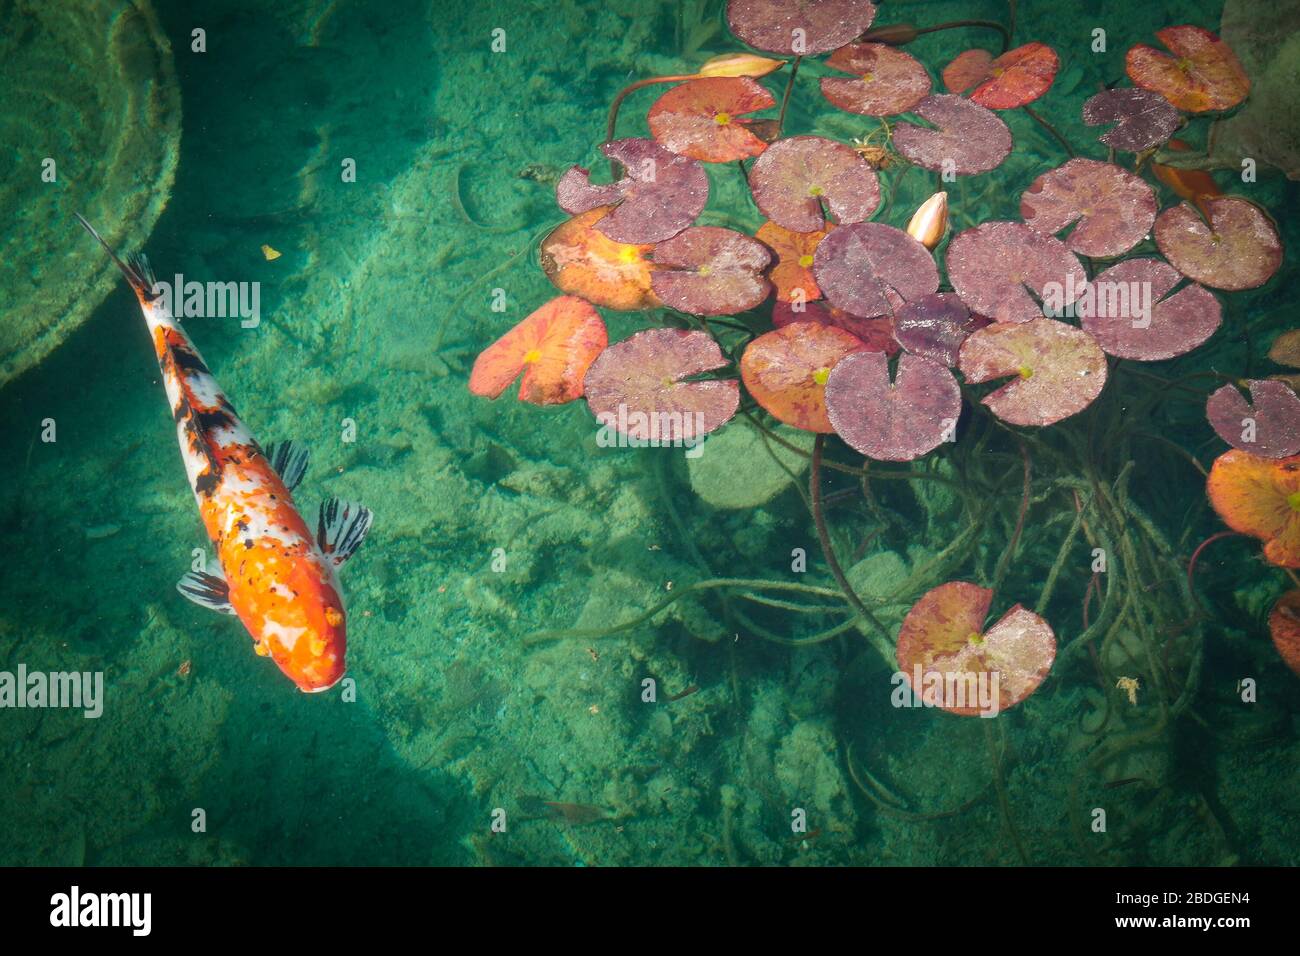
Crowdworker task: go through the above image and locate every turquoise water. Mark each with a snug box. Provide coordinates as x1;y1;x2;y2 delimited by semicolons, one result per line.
1;0;1297;866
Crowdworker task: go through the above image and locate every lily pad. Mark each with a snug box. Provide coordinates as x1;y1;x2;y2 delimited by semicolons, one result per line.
896;581;1056;717
740;321;864;432
647;77;776;163
1267;590;1300;678
540;207;660;311
1126;25;1249;113
892;94;1012;175
1154;197;1283;292
1079;258;1221;361
650;226;772;315
583;328;739;442
958;318;1108;426
749;135;880;232
893;293;989;367
1082;87;1181;152
942;42;1059;109
469;296;608;405
820;42;930;116
812;222;939;320
1019;158;1157;258
824;351;962;461
773;300;898;354
1207;380;1300;458
1271;330;1300;368
1206;450;1300;568
726;0;877;56
555;139;709;244
945;221;1087;323
755;220;831;302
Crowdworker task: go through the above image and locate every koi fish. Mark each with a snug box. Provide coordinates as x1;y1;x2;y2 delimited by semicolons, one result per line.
76;215;373;693
1151;138;1223;221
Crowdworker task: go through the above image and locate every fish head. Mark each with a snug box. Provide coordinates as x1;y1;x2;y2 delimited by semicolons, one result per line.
258;561;348;694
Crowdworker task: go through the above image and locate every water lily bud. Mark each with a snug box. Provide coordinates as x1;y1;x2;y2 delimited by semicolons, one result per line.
859;23;920;46
907;191;948;250
698;52;785;79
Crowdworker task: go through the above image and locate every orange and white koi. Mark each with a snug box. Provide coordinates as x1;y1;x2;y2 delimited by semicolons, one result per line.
76;215;372;693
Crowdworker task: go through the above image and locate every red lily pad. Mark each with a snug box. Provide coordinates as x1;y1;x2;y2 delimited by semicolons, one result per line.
824;351;962;461
1207;380;1300;459
555;139;709;244
942;42;1059;109
945;221;1087;323
726;0;877;56
1206;450;1300;568
1125;25;1249;114
1154;197;1283;292
1019;159;1157;258
650;226;772;315
893;293;989;367
583;328;739;442
958;318;1108;426
773;300;898;355
1268;591;1300;678
1081;87;1181;152
892;94;1012;175
820;42;930;116
812;222;939;320
749;135;880;233
647;77;776;163
740;321;864;432
1078;258;1220;361
755;220;830;302
896;581;1056;717
469;295;608;405
540;207;660;311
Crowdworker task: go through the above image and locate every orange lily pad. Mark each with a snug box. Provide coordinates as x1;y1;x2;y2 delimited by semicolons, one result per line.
1207;450;1300;567
755;220;830;302
740;321;864;432
821;42;931;116
896;581;1056;717
1019;158;1157;258
540;207;661;311
942;42;1059;109
1154;197;1282;292
648;76;775;163
469;295;608;405
1267;591;1300;677
1125;25;1249;113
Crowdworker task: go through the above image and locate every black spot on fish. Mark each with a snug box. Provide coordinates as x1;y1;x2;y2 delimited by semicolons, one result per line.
244;538;253;549
171;347;210;376
195;407;234;432
195;470;220;497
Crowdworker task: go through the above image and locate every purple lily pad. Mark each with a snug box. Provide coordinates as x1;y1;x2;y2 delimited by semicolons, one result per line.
812;222;939;320
1078;258;1221;361
773;299;899;355
1019;158;1157;258
583;328;739;442
892;94;1012;175
820;43;931;117
825;351;963;461
1206;380;1300;459
1154;197;1283;292
726;0;877;56
893;292;990;367
748;136;881;233
650;226;772;315
555;139;709;244
945;221;1088;324
1082;87;1180;152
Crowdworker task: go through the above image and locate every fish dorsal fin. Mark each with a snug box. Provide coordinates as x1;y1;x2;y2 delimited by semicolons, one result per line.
263;440;310;493
316;498;373;568
177;570;235;615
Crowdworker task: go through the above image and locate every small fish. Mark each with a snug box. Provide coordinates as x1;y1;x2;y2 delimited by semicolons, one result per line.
261;244;282;261
1151;138;1222;221
76;215;373;693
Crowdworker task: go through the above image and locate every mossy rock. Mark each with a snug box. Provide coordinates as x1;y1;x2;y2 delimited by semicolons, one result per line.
688;421;814;509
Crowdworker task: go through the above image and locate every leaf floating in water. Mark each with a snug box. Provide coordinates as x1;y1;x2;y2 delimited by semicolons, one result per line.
820;42;931;116
1206;450;1300;568
748;135;881;233
1269;330;1300;370
895;581;1056;717
892;292;988;367
1206;380;1300;459
469;295;608;405
1154;197;1283;292
740;321;865;432
1081;87;1180;152
1079;258;1220;361
773;300;898;355
555;139;709;244
1019;158;1157;258
824;351;962;461
650;226;772;315
942;42;1059;109
1125;25;1249;113
647;77;776;163
945;221;1087;324
260;244;281;261
726;0;877;56
891;94;1012;175
584;328;739;443
812;221;939;320
1268;591;1300;677
540;207;661;311
755;220;832;302
958;318;1107;426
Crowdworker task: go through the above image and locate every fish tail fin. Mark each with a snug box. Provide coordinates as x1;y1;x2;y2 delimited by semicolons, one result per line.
73;213;157;301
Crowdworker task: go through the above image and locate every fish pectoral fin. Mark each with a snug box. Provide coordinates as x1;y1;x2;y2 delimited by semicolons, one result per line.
177;570;236;615
316;498;374;568
263;440;310;493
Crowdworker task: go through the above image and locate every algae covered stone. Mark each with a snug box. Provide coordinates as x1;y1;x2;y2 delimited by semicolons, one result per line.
688;421;813;509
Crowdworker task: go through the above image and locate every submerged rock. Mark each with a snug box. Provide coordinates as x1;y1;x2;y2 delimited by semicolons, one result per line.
688;420;813;509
